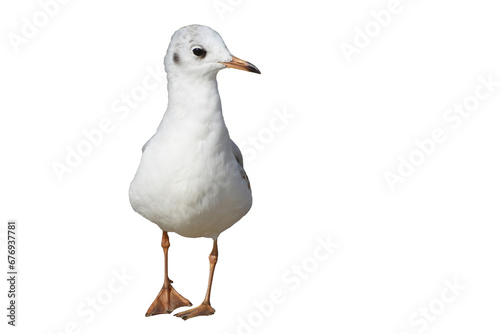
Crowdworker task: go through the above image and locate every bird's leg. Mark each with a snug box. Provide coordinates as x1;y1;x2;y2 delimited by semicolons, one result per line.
174;239;218;320
145;231;192;316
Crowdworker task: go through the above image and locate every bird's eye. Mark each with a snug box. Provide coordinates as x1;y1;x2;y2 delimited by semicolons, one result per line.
192;47;207;58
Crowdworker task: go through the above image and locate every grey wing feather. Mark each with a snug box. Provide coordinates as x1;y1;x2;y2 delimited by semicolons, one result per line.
142;135;155;153
232;139;251;190
231;139;244;167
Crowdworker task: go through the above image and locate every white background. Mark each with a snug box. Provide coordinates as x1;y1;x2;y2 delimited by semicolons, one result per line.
1;0;500;333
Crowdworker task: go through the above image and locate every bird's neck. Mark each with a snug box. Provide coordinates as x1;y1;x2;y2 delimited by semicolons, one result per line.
156;72;231;150
164;72;223;122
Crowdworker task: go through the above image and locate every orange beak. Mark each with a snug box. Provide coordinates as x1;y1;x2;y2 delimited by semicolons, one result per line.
219;55;261;74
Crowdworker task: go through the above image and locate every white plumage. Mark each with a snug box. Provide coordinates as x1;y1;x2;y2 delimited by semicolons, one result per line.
129;24;255;240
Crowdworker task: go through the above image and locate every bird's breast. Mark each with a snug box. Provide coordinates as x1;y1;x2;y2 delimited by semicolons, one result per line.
129;120;251;237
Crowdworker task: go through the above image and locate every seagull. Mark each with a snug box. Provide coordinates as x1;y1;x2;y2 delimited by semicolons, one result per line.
129;24;260;320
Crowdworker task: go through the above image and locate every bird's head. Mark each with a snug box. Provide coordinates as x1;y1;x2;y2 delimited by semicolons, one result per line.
164;25;260;78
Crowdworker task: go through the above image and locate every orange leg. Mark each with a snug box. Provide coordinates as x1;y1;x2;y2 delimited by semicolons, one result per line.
174;239;218;320
145;231;192;316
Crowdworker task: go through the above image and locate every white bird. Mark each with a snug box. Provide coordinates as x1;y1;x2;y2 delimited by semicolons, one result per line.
129;24;260;320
